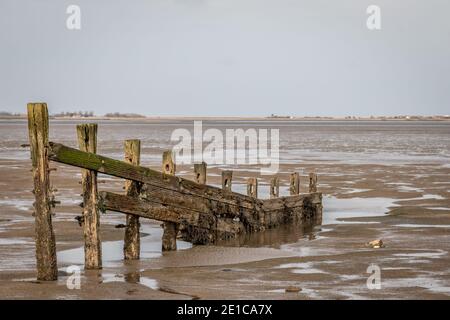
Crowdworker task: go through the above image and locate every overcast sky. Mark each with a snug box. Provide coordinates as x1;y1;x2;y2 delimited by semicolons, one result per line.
1;0;449;116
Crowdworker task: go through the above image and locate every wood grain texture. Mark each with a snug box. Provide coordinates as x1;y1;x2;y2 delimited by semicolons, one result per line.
161;151;178;251
270;176;280;199
48;142;323;244
27;103;58;281
194;162;207;184
123;139;141;260
100;190;321;244
290;172;300;195
309;172;318;193
221;170;233;192
77;123;102;269
247;177;258;198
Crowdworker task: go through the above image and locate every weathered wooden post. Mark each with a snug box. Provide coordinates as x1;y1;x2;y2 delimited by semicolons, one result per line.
124;140;141;260
27;103;58;281
308;172;321;224
290;172;300;195
162;151;178;251
194;162;207;184
162;150;176;175
270;176;280;199
309;172;318;193
247;177;258;198
222;170;233;191
77;124;102;269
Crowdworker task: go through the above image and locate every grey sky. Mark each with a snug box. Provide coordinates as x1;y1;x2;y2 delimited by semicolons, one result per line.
1;0;449;116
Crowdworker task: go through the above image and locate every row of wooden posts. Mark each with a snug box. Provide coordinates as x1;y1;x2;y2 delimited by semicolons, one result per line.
220;171;317;197
27;103;319;281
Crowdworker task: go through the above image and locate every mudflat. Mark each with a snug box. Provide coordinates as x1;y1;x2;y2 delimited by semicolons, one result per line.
0;119;449;299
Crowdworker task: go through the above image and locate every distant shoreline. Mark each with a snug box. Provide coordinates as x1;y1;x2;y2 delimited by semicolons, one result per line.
1;115;450;121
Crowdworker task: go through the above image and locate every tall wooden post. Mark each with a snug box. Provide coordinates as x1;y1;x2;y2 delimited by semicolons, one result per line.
124;140;141;260
290;172;300;195
247;177;258;198
270;176;279;199
27;103;58;281
194;162;207;184
77;124;102;269
309;172;318;193
222;170;233;192
162;151;178;251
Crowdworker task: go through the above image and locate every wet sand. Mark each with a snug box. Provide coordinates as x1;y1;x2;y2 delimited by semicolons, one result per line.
0;120;449;299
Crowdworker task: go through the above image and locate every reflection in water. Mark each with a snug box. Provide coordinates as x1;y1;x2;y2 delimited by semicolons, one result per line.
102;271;159;291
58;223;192;267
125;271;140;283
139;277;159;290
218;222;319;248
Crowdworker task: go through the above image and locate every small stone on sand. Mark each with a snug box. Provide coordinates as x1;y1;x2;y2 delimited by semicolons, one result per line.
367;239;384;248
285;286;302;293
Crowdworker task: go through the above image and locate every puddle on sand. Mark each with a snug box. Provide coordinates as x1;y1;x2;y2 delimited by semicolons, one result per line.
267;287;322;299
404;194;446;201
139;277;159;290
0;238;33;245
99;272;160;290
0;199;33;211
275;262;325;274
58;223;192;267
394;224;450;228
342;188;372;194
393;249;447;259
382;276;450;296
322;196;397;225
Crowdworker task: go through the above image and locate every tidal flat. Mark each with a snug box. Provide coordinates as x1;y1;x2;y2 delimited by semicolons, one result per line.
0;119;449;299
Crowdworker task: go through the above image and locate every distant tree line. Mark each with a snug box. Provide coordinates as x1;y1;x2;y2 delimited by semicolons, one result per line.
104;112;146;118
0;111;22;116
52;111;94;117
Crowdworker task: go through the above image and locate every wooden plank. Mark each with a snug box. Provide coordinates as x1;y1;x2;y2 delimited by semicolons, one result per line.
99;191;235;243
123;139;141;260
47;142;323;230
100;191;182;223
27;103;58;281
77;124;102;269
48;142;259;209
100;190;318;243
49;141;312;208
140;183;263;232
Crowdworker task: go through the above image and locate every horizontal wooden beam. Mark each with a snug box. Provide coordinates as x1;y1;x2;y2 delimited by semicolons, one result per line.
49;142;322;240
100;189;318;225
100;191;190;224
99;191;238;242
48;142;317;211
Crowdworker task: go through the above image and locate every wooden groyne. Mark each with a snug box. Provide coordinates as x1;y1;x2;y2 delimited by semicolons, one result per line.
27;103;323;281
